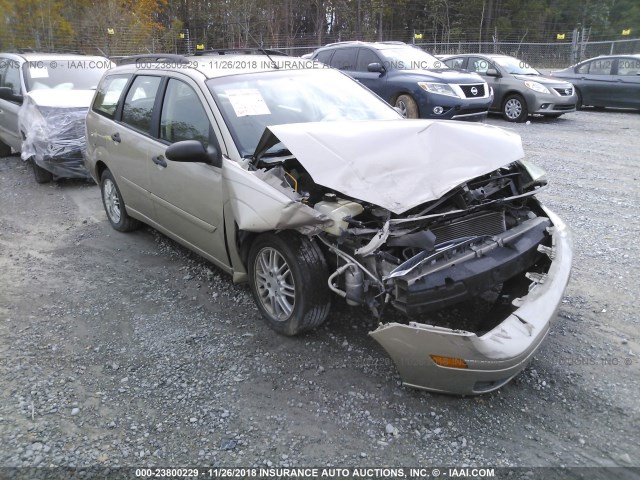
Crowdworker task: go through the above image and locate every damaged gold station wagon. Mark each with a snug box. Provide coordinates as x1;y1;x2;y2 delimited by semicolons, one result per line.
85;51;572;395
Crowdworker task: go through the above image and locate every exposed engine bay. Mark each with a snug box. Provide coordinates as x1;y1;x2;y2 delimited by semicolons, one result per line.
251;144;552;333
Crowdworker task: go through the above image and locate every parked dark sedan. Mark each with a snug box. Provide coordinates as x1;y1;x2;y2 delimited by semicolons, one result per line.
311;42;493;121
441;54;577;122
550;54;640;110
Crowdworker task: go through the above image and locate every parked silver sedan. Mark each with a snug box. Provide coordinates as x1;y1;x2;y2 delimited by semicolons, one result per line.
85;52;572;395
441;54;577;122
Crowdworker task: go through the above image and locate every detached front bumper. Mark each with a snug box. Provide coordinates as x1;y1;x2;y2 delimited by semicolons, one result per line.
370;207;572;395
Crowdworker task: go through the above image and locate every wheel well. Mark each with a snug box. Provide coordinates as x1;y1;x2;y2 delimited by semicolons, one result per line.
237;229;259;267
502;91;527;108
95;160;108;182
391;92;420;116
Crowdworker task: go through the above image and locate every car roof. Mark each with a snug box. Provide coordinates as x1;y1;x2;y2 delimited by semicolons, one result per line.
445;53;513;59
1;52;109;62
319;41;414;51
580;53;640;61
112;53;324;80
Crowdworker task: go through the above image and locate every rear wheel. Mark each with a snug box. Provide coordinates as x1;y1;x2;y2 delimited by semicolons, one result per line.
502;94;528;122
248;231;331;336
100;169;139;232
31;158;53;184
394;94;419;119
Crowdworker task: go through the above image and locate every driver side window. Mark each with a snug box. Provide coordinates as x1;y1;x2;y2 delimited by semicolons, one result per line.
469;57;491;75
160;79;211;147
2;62;22;95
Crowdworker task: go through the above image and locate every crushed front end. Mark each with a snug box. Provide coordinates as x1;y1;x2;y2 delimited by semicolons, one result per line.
19;98;91;179
240;120;572;395
314;161;572;395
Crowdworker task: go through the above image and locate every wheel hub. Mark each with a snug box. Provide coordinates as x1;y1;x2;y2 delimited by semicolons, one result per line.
254;247;295;321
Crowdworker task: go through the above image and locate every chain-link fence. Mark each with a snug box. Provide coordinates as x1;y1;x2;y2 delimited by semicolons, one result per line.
277;38;640;68
1;20;638;68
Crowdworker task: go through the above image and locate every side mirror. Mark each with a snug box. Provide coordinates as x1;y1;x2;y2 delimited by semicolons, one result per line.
165;140;222;168
0;86;23;104
367;62;385;73
485;68;500;77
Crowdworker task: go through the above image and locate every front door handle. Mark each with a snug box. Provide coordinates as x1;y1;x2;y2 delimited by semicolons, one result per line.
111;132;121;143
152;155;167;168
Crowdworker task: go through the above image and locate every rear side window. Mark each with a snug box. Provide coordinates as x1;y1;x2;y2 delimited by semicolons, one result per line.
617;58;640;76
330;48;357;70
92;74;130;118
160;79;210;146
121;76;161;134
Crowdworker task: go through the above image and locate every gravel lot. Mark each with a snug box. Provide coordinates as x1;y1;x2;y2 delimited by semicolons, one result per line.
1;109;639;476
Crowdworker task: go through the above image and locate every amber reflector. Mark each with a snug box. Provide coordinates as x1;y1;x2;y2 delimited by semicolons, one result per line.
430;355;468;369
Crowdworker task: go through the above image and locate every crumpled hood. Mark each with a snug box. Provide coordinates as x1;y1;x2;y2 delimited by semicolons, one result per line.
264;119;525;214
26;89;95;108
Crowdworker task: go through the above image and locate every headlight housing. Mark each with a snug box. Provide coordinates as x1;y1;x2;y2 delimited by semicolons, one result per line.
524;81;550;94
418;82;460;98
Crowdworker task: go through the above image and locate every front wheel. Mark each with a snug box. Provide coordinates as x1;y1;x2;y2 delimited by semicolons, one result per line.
31;158;53;184
248;232;331;336
394;94;419;119
100;169;139;232
0;139;11;157
502;94;528;122
575;88;583;110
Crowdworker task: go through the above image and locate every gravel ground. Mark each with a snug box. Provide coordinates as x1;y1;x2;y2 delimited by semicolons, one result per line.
1;109;639;475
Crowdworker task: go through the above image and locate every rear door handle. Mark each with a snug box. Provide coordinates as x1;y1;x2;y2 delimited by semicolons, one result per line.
152;155;167;168
111;132;121;143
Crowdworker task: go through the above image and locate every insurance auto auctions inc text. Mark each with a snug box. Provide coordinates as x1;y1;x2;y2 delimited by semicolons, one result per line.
198;467;496;478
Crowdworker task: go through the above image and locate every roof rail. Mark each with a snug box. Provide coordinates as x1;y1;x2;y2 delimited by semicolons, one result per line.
193;48;288;57
323;41;365;47
118;54;190;65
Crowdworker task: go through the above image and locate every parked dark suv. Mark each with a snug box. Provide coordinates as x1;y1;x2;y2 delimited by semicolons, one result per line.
311;41;493;120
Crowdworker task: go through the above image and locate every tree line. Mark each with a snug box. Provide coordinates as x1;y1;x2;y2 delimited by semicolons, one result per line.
0;0;637;56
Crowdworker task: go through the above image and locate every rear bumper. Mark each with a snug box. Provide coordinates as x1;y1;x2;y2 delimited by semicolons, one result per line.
370;207;572;395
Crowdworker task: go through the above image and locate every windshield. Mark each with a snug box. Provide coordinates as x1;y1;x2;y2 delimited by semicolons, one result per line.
493;57;539;75
25;59;112;91
207;68;401;157
379;47;446;71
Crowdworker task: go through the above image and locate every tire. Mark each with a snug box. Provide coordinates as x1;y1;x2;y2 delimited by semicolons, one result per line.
31;159;53;184
394;94;419;119
248;231;331;336
502;94;528;122
0;140;11;157
574;88;583;110
100;169;139;232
